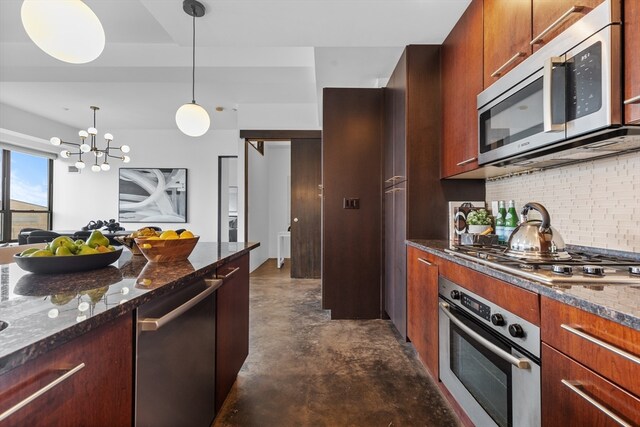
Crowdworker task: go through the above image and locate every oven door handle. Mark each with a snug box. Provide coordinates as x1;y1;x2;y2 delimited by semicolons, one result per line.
439;302;531;369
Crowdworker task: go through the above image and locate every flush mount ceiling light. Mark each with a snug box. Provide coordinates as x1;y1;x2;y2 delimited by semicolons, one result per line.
175;0;210;137
21;0;105;64
50;106;130;172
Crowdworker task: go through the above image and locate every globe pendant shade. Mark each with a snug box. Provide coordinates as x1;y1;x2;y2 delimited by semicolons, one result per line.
21;0;105;64
176;103;210;137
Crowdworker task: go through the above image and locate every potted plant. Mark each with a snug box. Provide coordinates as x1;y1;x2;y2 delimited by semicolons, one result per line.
466;209;493;234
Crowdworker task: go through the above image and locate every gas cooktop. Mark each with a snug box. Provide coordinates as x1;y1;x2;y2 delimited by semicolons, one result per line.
445;245;640;286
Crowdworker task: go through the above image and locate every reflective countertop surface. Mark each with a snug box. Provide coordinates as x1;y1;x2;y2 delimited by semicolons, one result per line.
0;242;258;374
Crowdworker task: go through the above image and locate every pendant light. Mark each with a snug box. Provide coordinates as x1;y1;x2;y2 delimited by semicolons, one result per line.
21;0;105;64
176;0;210;137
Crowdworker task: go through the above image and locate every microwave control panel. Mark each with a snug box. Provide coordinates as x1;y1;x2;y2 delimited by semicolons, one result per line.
566;41;602;121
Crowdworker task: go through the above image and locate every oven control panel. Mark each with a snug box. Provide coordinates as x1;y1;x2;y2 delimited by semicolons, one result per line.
461;293;491;321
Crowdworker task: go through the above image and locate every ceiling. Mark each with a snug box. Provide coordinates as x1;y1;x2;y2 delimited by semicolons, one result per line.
0;0;470;132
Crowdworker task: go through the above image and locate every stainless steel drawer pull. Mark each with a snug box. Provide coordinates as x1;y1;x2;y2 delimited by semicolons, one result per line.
439;302;531;369
561;380;632;427
418;258;433;266
0;363;86;422
530;6;585;45
139;279;222;331
560;324;640;365
217;267;240;279
456;157;477;166
384;187;404;194
491;52;526;78
624;95;640;105
385;175;403;183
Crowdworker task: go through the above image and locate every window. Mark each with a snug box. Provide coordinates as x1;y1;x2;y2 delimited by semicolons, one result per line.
0;149;53;242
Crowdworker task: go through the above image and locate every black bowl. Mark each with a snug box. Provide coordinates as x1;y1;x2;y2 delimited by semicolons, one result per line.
13;248;123;274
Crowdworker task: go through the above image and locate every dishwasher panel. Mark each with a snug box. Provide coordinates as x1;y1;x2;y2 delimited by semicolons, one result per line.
135;279;217;427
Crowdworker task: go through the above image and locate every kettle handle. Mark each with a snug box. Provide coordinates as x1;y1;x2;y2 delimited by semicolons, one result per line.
521;202;551;232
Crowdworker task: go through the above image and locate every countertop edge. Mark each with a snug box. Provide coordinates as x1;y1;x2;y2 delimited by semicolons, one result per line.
0;243;259;375
407;240;640;331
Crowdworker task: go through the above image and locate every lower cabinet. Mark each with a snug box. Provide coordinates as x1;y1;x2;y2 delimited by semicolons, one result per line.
215;253;250;412
0;315;133;427
406;246;439;377
540;296;640;426
542;344;640;426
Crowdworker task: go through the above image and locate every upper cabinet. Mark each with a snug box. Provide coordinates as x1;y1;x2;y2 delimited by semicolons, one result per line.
483;0;532;87
441;0;483;178
625;0;640;123
531;0;604;52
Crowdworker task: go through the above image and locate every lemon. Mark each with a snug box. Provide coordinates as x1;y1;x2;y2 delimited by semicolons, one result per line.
179;230;194;239
140;243;152;249
159;230;179;240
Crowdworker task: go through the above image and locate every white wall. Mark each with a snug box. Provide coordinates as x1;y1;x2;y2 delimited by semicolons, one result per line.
238;104;320;129
53;128;240;242
248;146;269;271
266;145;291;258
486;152;640;253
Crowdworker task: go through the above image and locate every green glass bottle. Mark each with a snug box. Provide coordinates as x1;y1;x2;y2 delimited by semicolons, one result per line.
495;200;506;244
503;200;518;242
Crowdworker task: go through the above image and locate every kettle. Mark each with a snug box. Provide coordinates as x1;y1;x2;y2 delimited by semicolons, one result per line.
504;202;571;261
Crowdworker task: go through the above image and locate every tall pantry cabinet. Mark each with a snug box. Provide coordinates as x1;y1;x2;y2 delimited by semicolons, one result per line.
383;45;484;338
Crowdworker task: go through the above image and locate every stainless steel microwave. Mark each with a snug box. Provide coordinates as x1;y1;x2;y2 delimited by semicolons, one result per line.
477;0;640;168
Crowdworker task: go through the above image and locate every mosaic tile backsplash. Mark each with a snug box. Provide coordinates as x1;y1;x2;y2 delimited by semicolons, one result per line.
485;152;640;253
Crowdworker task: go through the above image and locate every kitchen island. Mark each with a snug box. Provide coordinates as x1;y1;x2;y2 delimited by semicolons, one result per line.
0;241;258;426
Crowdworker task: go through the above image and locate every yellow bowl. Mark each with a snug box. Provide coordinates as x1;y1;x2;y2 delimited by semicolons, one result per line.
134;236;200;263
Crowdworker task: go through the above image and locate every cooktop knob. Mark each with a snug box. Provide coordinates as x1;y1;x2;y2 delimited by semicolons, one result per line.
629;266;640;276
450;290;461;300
552;265;573;275
508;324;524;338
491;313;505;326
583;265;605;276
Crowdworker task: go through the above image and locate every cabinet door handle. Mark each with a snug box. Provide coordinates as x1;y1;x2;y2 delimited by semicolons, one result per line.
530;6;585;45
384;187;405;194
0;363;86;422
385;175;404;183
217;266;240;279
560;324;640;365
624;95;640;105
139;279;222;331
439;302;531;369
561;380;632;427
455;157;477;166
491;52;527;78
417;257;433;266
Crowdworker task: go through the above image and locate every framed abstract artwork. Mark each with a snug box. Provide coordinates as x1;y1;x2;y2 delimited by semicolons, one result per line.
118;168;187;223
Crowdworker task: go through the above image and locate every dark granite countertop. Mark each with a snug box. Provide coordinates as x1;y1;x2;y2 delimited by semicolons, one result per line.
407;240;640;331
0;242;259;375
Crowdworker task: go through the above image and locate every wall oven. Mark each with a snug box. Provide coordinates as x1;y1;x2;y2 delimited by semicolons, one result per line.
438;277;540;427
477;0;640;167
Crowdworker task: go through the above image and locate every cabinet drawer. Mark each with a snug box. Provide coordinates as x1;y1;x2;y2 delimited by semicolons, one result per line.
542;344;640;427
0;315;133;427
541;297;640;396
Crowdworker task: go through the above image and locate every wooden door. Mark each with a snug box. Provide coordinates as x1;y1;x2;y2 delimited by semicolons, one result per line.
484;0;532;87
625;0;640;123
392;182;407;338
441;0;483;178
392;52;407;182
384;188;395;321
407;247;439;377
291;138;321;279
532;0;603;52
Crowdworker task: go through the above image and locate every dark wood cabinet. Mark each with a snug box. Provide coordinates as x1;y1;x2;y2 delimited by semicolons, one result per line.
542;343;640;426
0;315;133;427
215;253;250;412
322;88;384;319
441;0;483;178
383;45;485;338
406;246;439;377
483;0;532;87
532;0;603;52
625;0;640;123
541;296;640;397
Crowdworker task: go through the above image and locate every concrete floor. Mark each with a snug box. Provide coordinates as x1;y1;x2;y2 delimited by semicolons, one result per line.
213;260;461;427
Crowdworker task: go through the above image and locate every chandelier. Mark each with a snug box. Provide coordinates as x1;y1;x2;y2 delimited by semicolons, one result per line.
50;106;130;172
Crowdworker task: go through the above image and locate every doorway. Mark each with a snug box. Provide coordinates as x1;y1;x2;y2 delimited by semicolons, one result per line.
241;130;321;279
218;156;238;243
